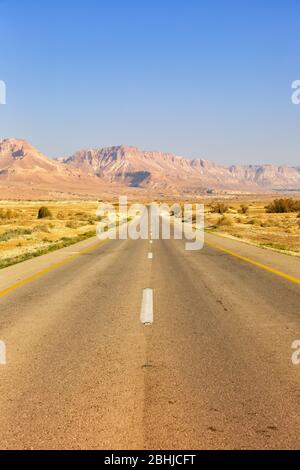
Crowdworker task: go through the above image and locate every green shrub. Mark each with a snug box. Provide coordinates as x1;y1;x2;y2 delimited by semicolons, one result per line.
0;228;32;242
38;206;52;219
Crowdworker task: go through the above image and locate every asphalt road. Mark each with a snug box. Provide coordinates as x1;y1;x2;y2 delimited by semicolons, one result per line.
0;215;300;449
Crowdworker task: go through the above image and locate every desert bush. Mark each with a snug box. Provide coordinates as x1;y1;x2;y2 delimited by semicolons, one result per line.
56;211;66;220
38;206;52;219
211;202;229;215
260;221;273;228
66;221;79;229
246;218;261;225
33;224;50;233
217;215;232;226
75;211;87;218
4;209;14;219
61;236;73;242
265;199;300;213
0;209;18;220
239;204;249;215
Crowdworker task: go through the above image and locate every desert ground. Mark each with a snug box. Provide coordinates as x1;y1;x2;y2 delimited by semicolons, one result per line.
0;201;104;269
0;197;299;270
203;198;300;255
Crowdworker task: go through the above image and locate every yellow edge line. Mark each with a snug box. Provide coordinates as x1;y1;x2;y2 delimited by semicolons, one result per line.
1;236;299;299
205;241;300;286
0;239;109;298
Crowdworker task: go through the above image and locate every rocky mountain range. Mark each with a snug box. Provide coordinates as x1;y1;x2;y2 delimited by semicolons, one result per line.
0;138;299;199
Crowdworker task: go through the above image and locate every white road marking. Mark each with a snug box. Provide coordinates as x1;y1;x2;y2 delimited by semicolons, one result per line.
150;240;153;244
0;341;6;365
148;252;153;260
140;289;153;325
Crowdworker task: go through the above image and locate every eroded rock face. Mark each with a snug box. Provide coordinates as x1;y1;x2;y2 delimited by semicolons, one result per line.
229;164;300;187
0;138;121;196
65;144;300;191
1;138;300;195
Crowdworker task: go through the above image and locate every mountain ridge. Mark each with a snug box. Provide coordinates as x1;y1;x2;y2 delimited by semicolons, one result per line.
0;138;299;198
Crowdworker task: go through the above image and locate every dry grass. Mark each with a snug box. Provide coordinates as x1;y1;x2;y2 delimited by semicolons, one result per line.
1;198;300;268
0;200;111;269
205;199;300;255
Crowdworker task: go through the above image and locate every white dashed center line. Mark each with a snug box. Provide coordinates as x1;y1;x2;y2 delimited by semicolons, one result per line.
140;289;154;325
148;252;153;260
0;341;6;365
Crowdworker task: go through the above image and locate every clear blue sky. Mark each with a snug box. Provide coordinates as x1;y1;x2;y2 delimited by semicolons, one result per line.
0;0;299;165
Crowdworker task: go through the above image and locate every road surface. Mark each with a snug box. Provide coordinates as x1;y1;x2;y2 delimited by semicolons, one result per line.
0;214;300;450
